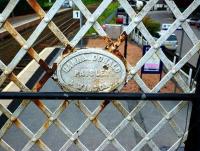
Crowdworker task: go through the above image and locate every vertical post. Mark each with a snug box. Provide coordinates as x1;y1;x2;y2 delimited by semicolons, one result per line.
179;29;184;60
174;29;184;92
185;57;200;151
173;56;177;92
188;68;192;85
80;12;83;48
124;13;129;58
124;36;128;58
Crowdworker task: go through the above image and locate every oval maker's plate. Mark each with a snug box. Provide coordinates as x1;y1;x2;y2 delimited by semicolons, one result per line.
57;48;126;92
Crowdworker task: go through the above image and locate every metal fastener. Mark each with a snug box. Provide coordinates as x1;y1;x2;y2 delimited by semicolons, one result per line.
108;136;113;141
49;117;54;121
130;67;137;75
171;68;176;74
4;68;11;75
32;137;37;142
127;115;132;121
179;17;186;22
44;17;50;23
88;17;95;23
23;45;29;50
145;137;150;142
70;137;76;142
166;115;171;120
10;116;16;122
153;43;159;49
134;17;141;23
141;93;147;100
89;116;94;121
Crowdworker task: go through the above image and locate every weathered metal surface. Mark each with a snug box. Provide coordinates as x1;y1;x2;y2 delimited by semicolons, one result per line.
0;0;200;150
57;48;126;92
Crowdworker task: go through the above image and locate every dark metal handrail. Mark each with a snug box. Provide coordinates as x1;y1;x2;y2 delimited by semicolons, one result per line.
0;92;197;101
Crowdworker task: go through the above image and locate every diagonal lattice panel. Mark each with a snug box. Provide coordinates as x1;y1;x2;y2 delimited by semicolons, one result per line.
0;0;199;150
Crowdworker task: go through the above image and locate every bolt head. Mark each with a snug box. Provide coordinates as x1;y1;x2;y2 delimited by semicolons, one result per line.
88;17;95;23
134;17;140;23
49;117;54;121
10;116;16;122
89;116;94;121
179;17;186;22
4;69;11;75
31;137;37;142
44;17;50;23
130;68;136;75
166;115;171;120
70;137;75;142
171;68;176;74
23;45;29;50
108;136;113;141
127;115;132;121
153;43;159;49
145;137;150;142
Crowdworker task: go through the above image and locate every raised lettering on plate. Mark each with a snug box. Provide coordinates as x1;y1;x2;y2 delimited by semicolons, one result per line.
57;48;126;92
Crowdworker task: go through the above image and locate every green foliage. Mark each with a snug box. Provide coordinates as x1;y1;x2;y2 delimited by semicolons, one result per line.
86;2;119;35
97;2;119;24
37;0;56;9
82;0;102;5
142;16;161;37
0;0;55;15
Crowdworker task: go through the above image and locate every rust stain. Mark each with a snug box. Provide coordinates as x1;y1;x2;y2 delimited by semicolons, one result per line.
44;121;50;129
34;100;46;112
62;100;69;108
103;36;113;50
27;0;45;18
99;100;110;112
113;50;128;70
102;33;129;71
39;59;51;73
92;100;110;121
73;139;78;144
28;48;37;59
14;119;20;127
36;140;45;149
62;44;74;57
104;32;127;52
92;117;98;127
33;63;57;91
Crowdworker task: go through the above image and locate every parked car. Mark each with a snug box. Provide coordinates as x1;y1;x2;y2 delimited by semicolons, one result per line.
62;0;71;8
161;23;182;30
128;0;136;6
156;31;178;51
186;18;200;27
163;34;178;51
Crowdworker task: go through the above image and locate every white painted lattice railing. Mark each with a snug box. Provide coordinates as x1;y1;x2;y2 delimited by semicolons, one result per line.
0;0;200;150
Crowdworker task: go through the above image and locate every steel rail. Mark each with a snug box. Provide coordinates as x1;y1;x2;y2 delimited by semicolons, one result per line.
32;18;73;47
0;92;197;101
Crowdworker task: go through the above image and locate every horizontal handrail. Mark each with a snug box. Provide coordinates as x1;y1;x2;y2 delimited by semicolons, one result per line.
0;92;197;101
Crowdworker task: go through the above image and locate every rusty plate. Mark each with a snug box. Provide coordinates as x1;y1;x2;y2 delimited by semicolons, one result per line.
57;48;126;92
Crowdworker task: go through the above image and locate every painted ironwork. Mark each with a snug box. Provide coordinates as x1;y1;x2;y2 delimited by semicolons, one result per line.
0;0;200;150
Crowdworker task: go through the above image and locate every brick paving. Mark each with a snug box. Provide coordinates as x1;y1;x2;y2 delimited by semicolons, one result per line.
85;37;181;93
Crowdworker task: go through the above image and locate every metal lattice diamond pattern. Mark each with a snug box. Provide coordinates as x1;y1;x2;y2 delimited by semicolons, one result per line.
0;0;199;150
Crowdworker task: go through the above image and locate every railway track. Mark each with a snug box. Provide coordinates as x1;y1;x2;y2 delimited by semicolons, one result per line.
0;10;80;91
0;5;97;91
